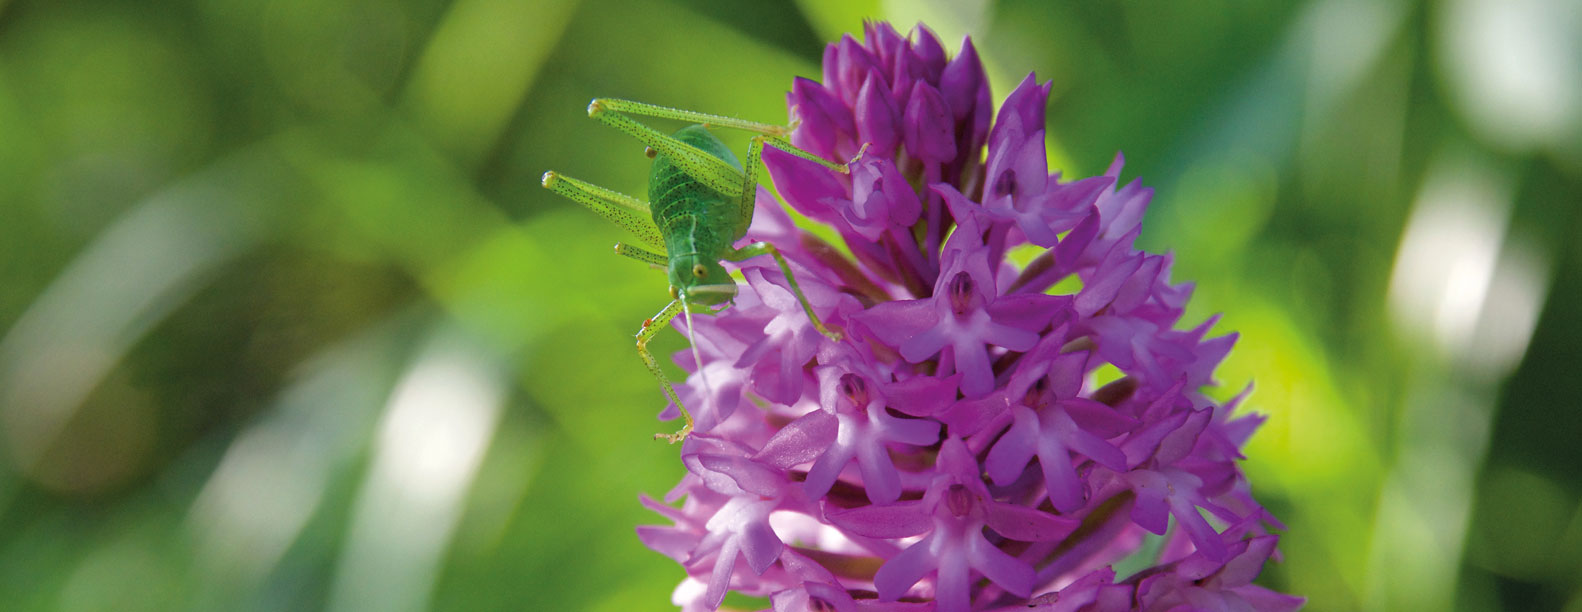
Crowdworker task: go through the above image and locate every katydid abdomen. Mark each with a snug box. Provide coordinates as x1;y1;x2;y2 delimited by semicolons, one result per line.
649;125;744;306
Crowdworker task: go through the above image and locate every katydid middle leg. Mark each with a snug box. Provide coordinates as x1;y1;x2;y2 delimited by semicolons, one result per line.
728;136;862;343
726;242;843;342
614;242;666;267
541;171;665;250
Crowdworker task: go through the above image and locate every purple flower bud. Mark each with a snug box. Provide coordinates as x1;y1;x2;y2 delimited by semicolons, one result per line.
887;40;925;104
989;74;1053;155
862;21;905;73
902;81;956;165
855;71;902;155
789;77;855;160
908;24;947;83
831;34;882;106
940;39;986;122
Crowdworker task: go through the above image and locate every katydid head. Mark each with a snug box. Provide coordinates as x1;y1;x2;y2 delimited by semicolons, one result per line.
668;254;736;306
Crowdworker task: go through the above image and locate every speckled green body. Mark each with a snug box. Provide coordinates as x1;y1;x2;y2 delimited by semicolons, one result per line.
649;125;745;304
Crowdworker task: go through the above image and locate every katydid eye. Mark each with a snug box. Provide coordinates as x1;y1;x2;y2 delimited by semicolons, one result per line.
692;264;708;278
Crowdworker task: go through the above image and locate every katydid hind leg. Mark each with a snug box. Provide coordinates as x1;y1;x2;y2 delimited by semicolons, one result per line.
588;103;746;199
591;99;790;136
637;299;694;443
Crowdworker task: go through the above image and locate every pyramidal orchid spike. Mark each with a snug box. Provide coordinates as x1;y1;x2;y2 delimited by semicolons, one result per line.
636;21;1300;611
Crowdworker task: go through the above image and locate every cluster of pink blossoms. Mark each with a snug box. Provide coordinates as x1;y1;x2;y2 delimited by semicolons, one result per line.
637;22;1302;612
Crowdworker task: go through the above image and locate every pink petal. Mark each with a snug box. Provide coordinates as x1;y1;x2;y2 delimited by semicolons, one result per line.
1122;409;1192;468
984;406;1038;485
826;502;932;539
1170;495;1227;562
1055;213;1099;274
1050;175;1116;214
1128;471;1171;534
900;324;951;363
881;411;941;446
856;436;903;504
1207;535;1278;588
1047;350;1088;398
1036;431;1084;513
705;539;740;609
935;437;980;484
1025;567;1118;612
951;337;995;398
1237;587;1307;612
940;38;985;120
773;583;857;612
874;534;937;600
740;519;784;574
1062;397;1138;439
934;552;971;612
770;588;815;612
802;439;855;500
883;373;960;417
1076;249;1143;317
984;502;1078;542
1155;408;1212;465
968;532;1035;597
981;319;1040;353
939;393;1011;437
860;299;940;350
756;409;838;469
635;525;695;563
1062;422;1129;472
987;293;1065;334
696;454;783;498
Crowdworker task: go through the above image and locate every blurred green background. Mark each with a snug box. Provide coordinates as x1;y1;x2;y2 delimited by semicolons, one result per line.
0;0;1578;610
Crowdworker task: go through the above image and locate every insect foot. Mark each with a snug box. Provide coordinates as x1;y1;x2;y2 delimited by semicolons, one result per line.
653;424;691;444
845;142;871;169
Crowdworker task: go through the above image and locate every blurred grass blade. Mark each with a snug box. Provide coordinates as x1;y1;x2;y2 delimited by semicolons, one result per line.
187;310;426;607
402;0;581;167
0;149;288;478
327;325;506;612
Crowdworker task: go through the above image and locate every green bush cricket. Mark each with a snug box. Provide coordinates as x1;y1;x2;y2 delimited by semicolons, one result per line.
541;99;860;443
